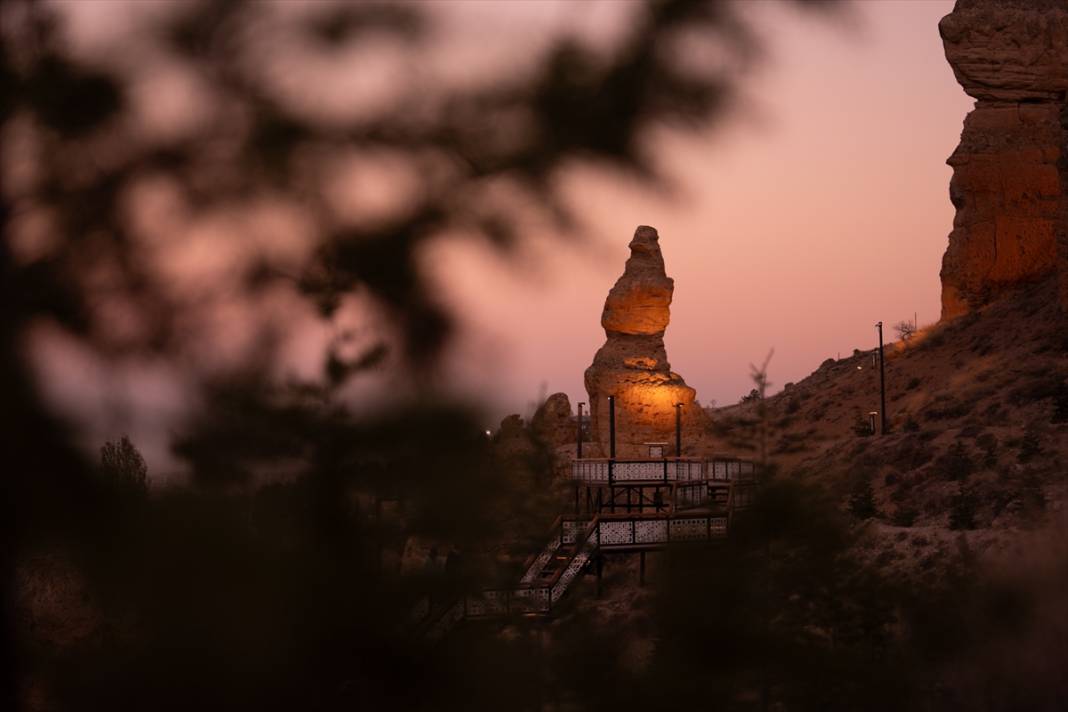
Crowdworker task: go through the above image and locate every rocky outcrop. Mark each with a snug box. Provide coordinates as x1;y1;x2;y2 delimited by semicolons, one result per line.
584;226;709;458
531;392;574;450
939;0;1068;318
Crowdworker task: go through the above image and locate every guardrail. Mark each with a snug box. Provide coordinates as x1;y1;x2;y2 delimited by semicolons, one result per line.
570;457;756;483
593;512;728;549
421;463;757;639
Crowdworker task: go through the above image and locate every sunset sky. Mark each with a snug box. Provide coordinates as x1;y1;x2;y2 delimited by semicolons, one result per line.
36;0;974;472
432;0;971;420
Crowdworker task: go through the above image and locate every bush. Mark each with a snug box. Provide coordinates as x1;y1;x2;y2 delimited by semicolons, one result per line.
1017;430;1042;463
935;443;974;481
924;395;973;421
852;415;874;437
949;486;977;530
892;506;917;527
891;439;934;472
848;477;878;520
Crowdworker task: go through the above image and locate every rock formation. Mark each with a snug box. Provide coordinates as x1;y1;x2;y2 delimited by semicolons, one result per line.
584;226;709;458
939;0;1068;318
531;392;574;450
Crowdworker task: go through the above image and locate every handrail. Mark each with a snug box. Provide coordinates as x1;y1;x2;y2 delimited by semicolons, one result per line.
420;466;759;639
517;514;565;583
570;457;755;484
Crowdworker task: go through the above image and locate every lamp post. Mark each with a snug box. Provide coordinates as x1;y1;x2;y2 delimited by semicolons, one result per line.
607;395;616;460
576;402;585;459
876;321;888;434
674;402;682;457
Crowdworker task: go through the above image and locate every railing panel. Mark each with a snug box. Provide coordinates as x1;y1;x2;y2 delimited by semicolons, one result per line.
667;460;704;481
571;458;753;483
634;519;668;544
670;517;709;541
711;517;728;535
551;550;590;603
520;538;560;584
599;520;632;546
510;587;550;613
611;461;664;481
426;600;464;640
561;519;585;544
712;461;729;481
571;460;609;482
675;483;708;509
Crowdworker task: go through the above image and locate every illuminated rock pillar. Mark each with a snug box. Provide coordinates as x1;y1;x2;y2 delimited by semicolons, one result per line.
584;226;709;458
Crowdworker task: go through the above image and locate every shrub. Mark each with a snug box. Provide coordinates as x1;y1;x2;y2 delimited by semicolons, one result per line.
921;329;946;350
1007;372;1067;408
852;415;874;437
891;439;934;472
1017;430;1042;463
935;443;974;481
848;476;878;520
949;486;977;530
892;506;917;527
924;395;972;421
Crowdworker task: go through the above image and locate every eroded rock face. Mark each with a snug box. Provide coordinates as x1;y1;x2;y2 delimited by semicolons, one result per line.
584;226;708;458
531;392;573;450
939;0;1068;317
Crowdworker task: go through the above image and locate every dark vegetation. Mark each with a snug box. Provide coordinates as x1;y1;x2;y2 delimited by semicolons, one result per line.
1;1;851;710
4;1;1067;710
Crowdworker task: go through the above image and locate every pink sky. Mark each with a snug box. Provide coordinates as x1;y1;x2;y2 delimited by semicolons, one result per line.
432;0;971;421
33;0;973;473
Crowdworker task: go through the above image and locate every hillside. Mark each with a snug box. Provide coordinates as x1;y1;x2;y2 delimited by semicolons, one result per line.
706;276;1068;575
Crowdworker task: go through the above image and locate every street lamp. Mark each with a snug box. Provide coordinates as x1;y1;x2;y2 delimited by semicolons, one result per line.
576;401;585;459
674;402;683;457
607;395;616;460
876;321;888;434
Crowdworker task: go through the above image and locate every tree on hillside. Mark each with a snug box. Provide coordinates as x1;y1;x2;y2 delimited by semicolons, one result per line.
894;319;916;343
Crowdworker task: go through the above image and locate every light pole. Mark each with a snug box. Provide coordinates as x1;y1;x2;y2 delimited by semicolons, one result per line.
876;321;888;434
674;402;682;457
576;402;585;459
607;395;616;460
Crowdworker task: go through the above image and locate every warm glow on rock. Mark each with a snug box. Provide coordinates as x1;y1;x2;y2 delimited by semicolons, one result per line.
585;226;709;457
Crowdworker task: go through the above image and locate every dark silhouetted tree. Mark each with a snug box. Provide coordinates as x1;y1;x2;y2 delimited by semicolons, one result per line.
99;435;148;494
0;0;840;709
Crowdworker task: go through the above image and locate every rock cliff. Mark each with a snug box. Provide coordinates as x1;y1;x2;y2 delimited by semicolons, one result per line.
939;0;1068;318
584;226;709;458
